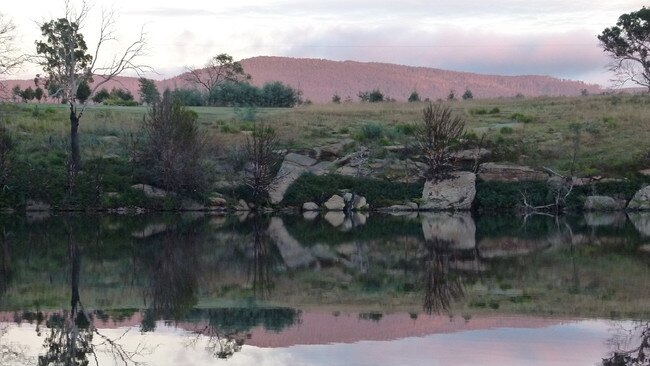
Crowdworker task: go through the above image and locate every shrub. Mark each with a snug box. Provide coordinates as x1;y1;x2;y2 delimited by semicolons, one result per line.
358;89;384;103
131;93;209;197
408;91;421;102
510;113;533;123
358;122;384;140
414;103;465;179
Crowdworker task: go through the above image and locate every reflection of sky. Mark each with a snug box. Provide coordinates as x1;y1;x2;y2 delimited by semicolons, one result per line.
0;319;632;366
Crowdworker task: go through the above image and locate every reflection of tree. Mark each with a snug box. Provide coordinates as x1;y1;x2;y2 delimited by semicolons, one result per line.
603;322;650;366
1;325;33;365
0;228;12;300
38;226;145;366
248;219;274;299
422;238;464;314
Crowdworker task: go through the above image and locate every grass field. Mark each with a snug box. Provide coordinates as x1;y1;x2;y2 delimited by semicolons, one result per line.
0;94;649;208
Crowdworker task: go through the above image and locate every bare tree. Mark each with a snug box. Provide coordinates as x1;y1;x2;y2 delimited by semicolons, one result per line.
35;0;149;172
185;53;250;105
0;13;24;97
414;102;465;179
244;121;281;206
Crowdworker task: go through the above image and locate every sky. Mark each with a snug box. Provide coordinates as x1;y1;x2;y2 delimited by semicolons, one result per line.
2;0;648;86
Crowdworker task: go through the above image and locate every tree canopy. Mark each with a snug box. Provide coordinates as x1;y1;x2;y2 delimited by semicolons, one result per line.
598;6;650;90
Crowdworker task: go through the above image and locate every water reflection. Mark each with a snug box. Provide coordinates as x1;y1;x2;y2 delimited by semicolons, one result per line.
603;321;650;366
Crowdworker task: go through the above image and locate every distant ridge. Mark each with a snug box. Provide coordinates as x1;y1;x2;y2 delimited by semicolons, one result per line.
2;56;603;103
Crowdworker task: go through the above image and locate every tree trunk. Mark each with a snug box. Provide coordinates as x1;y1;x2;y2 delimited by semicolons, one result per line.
69;104;81;172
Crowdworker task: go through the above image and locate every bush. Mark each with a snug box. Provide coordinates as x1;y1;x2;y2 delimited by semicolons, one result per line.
131;93;209;197
510;113;533;123
475;180;553;211
408;91;421;102
358;89;384;103
283;173;422;207
358;122;384;140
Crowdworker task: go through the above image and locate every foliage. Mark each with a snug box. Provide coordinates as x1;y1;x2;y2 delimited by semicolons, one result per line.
332;93;341;104
598;6;650;90
283;173;422;207
358;122;384;140
408;91;421;102
462;89;473;100
244;122;281;205
475;180;553;211
76;80;91;104
413;102;465;179
91;88;109;104
131;92;208;196
261;81;302;107
138;77;160;105
186;53;250;105
170;88;205;106
358;89;384;103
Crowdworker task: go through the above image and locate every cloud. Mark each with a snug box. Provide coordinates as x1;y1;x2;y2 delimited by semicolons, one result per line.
124;7;216;17
278;26;609;81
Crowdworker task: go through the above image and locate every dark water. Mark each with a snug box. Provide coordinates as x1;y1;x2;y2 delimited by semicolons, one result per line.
0;211;649;365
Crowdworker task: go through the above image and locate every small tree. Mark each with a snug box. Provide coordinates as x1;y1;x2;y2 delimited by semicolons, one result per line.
34;87;44;102
414;103;465;179
185;53;250;105
408;91;421;102
132;92;207;196
462;89;473;100
139;77;160;105
447;90;456;101
91;88;109;104
244;122;281;206
598;6;650;90
10;85;20;102
332;93;341;104
76;80;91;104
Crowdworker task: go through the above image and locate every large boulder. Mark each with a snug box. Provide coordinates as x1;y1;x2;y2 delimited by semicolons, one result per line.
421;211;476;250
628;185;650;211
267;217;316;269
302;202;319;211
324;195;346;211
420;171;476;210
478;163;548;182
268;153;317;204
584;196;626;211
628;212;650;237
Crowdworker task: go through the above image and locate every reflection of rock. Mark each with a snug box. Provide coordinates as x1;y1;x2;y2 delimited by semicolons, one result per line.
628;212;650;237
420;212;476;250
421;172;476;210
324;211;345;227
25;200;50;211
628;185;650;211
584;212;627;227
267;217;316;269
269;153;317;204
584;196;625;211
385;211;419;219
478;237;550;258
132;223;168;239
478;163;548;182
640;245;650;253
236;199;250;211
302;211;319;220
324;195;345;211
310;244;338;264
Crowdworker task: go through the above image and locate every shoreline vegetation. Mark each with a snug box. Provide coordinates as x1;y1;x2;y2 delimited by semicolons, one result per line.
0;93;649;214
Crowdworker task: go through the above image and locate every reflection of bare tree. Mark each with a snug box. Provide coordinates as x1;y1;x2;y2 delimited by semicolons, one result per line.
603;322;650;366
0;228;12;299
38;228;146;366
1;325;34;365
422;238;464;314
248;219;273;299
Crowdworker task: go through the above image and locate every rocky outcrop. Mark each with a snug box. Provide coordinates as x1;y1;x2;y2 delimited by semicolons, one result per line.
324;195;346;210
478;163;548;182
421;212;476;250
302;202;319;211
131;184;169;198
628;185;650;211
420;171;476;210
269;153;326;204
267;217;316;269
584;196;626;211
132;223;168;239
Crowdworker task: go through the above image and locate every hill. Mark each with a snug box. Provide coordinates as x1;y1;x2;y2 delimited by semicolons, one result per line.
1;56;603;103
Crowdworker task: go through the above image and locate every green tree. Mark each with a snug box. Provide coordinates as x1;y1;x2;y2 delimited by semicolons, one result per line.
34;87;44;102
185;53;250;105
447;90;456;101
75;80;91;104
408;91;421;102
10;85;20;102
332;93;341;104
462;89;473;100
138;77;160;105
261;81;301;107
598;6;650;90
358;89;384;102
21;86;35;102
35;2;147;172
91;88;109;104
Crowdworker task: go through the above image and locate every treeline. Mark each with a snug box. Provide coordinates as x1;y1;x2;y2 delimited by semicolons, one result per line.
173;81;302;107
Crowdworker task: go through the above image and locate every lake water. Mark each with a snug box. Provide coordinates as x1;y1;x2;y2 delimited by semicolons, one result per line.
0;211;649;365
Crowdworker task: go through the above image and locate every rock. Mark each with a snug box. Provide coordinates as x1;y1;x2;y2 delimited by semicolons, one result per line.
640;169;650;177
267;217;316;269
640;245;650;253
343;192;353;203
236;199;250;211
311;244;338;264
324;211;345;227
268;153;317;204
209;196;227;207
303;202;319;211
336;243;359;257
335;166;361;176
420;171;476;210
384;145;406;152
181;200;206;211
478;163;548;182
318;139;355;159
628;185;650;211
420;212;476;250
303;211;319;220
324;195;345;211
309;161;333;176
406;202;418;210
381;204;415;211
131;184;169;198
584;196;626;211
352;212;368;226
628;212;650;236
25;200;50;211
351;195;368;210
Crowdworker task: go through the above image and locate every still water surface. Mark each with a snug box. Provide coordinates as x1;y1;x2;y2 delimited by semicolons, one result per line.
0;211;648;365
